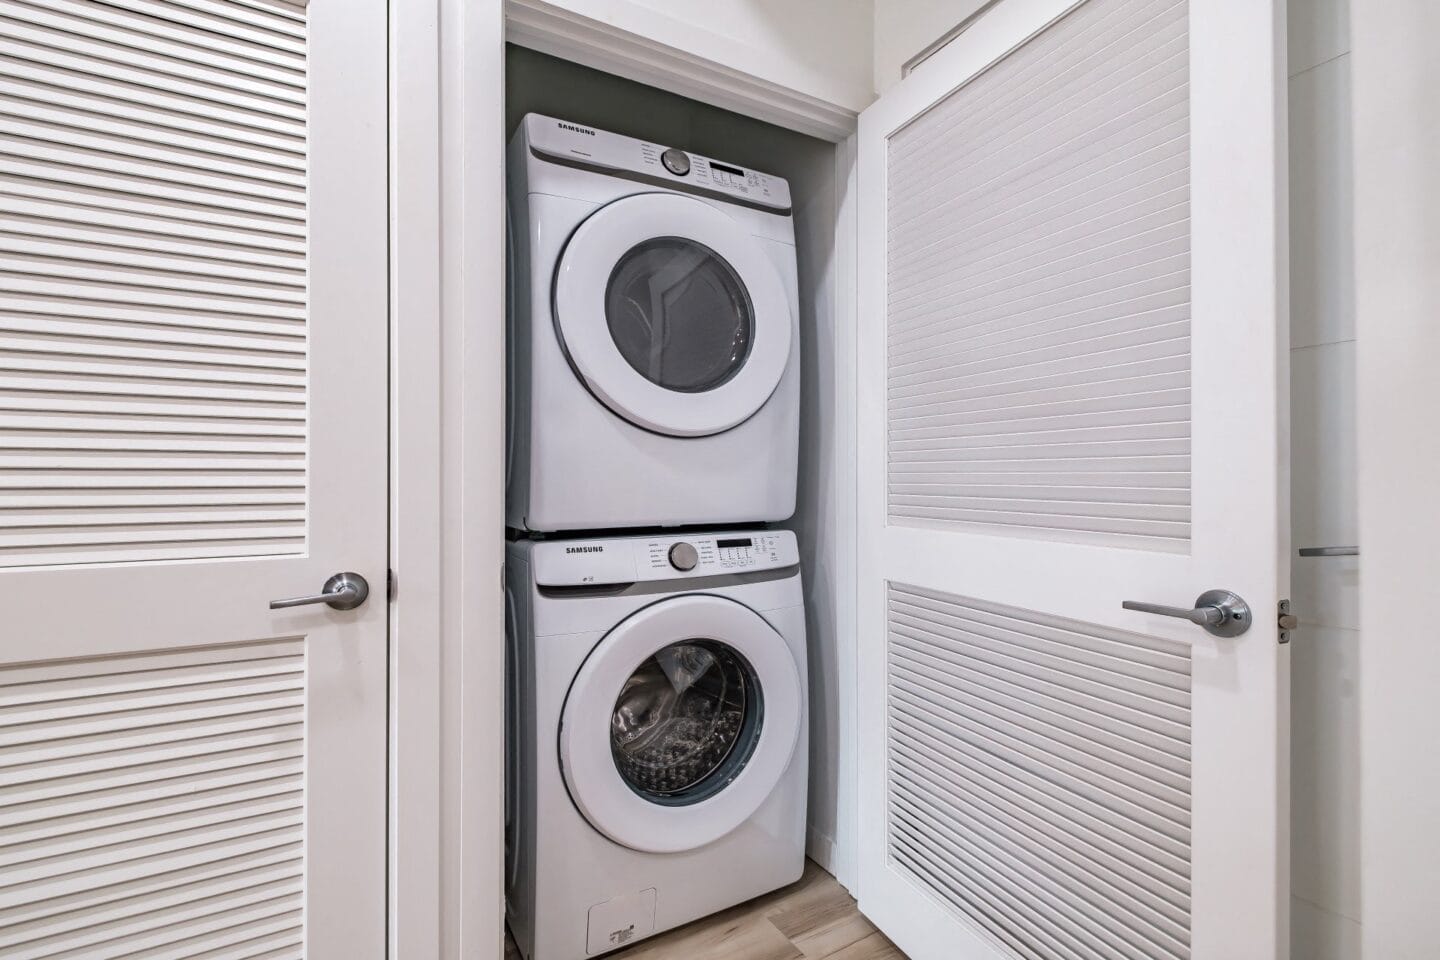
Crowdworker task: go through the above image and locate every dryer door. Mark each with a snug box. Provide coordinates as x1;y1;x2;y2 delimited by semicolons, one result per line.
552;193;792;437
559;594;802;853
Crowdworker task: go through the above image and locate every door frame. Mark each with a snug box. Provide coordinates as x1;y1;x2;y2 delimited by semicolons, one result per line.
388;1;865;957
388;0;507;956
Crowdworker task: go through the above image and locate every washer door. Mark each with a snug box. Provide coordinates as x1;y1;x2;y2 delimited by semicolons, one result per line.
559;595;802;853
553;193;792;437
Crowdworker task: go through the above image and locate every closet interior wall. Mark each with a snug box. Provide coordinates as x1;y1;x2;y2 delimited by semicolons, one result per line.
504;45;852;878
1287;0;1360;956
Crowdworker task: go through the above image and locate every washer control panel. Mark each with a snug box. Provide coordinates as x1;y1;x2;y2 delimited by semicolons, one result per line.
525;113;792;211
532;530;798;587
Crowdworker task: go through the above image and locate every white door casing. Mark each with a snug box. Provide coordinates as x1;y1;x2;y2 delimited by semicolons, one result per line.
856;1;1288;959
0;2;388;957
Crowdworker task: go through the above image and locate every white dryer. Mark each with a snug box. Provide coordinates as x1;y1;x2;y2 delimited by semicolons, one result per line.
506;530;807;960
507;114;800;532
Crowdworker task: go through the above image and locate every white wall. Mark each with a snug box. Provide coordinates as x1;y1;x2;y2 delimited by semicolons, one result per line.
505;45;856;884
1352;2;1440;957
872;0;990;93
514;0;875;113
1287;1;1361;958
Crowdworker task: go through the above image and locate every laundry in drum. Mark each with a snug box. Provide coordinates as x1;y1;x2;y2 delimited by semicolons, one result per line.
610;641;749;797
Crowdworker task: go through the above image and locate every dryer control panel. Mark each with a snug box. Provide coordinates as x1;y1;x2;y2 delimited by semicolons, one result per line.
524;113;793;212
532;530;799;587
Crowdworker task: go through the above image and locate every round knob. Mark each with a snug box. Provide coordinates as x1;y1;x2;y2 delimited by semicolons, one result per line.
661;148;691;176
668;542;699;571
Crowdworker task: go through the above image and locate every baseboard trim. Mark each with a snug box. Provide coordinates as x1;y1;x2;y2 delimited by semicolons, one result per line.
806;825;838;875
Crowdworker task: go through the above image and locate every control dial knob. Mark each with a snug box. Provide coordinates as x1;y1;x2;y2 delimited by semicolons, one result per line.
661;148;691;176
668;542;699;571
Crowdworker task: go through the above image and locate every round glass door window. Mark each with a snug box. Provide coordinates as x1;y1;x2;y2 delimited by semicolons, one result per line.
605;238;754;394
609;640;763;805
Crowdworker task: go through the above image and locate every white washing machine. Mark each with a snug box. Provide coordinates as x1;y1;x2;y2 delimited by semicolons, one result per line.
507;114;800;532
506;530;808;960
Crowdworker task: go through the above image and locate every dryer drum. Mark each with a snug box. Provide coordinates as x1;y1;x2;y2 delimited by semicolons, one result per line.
605;237;754;394
610;640;762;802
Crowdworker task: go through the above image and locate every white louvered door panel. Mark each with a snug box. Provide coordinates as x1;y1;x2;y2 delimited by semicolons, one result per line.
855;2;1288;959
886;0;1192;550
0;2;388;958
0;0;309;567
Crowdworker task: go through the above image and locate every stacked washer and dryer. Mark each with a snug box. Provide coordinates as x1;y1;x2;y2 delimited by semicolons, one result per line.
505;114;809;960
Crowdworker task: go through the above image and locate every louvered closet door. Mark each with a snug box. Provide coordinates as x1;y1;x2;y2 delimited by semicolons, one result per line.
0;2;388;958
854;2;1288;959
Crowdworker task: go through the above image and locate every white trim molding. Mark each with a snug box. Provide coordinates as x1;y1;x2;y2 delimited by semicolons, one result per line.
389;0;507;957
389;0;444;955
831;131;860;896
505;0;864;142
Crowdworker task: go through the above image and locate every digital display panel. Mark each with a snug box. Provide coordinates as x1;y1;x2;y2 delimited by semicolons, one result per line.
716;538;753;548
709;161;745;177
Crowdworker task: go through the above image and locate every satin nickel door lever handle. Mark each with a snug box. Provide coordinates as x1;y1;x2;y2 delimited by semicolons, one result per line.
270;572;370;611
1122;589;1252;638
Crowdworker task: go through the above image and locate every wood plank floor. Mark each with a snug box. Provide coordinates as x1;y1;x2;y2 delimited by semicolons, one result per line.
505;860;906;960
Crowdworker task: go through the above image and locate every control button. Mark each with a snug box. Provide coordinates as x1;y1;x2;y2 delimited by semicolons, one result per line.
668;542;699;571
661;148;691;176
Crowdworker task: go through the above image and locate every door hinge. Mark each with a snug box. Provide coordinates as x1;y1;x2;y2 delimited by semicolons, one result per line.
387;568;397;602
1277;599;1297;644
